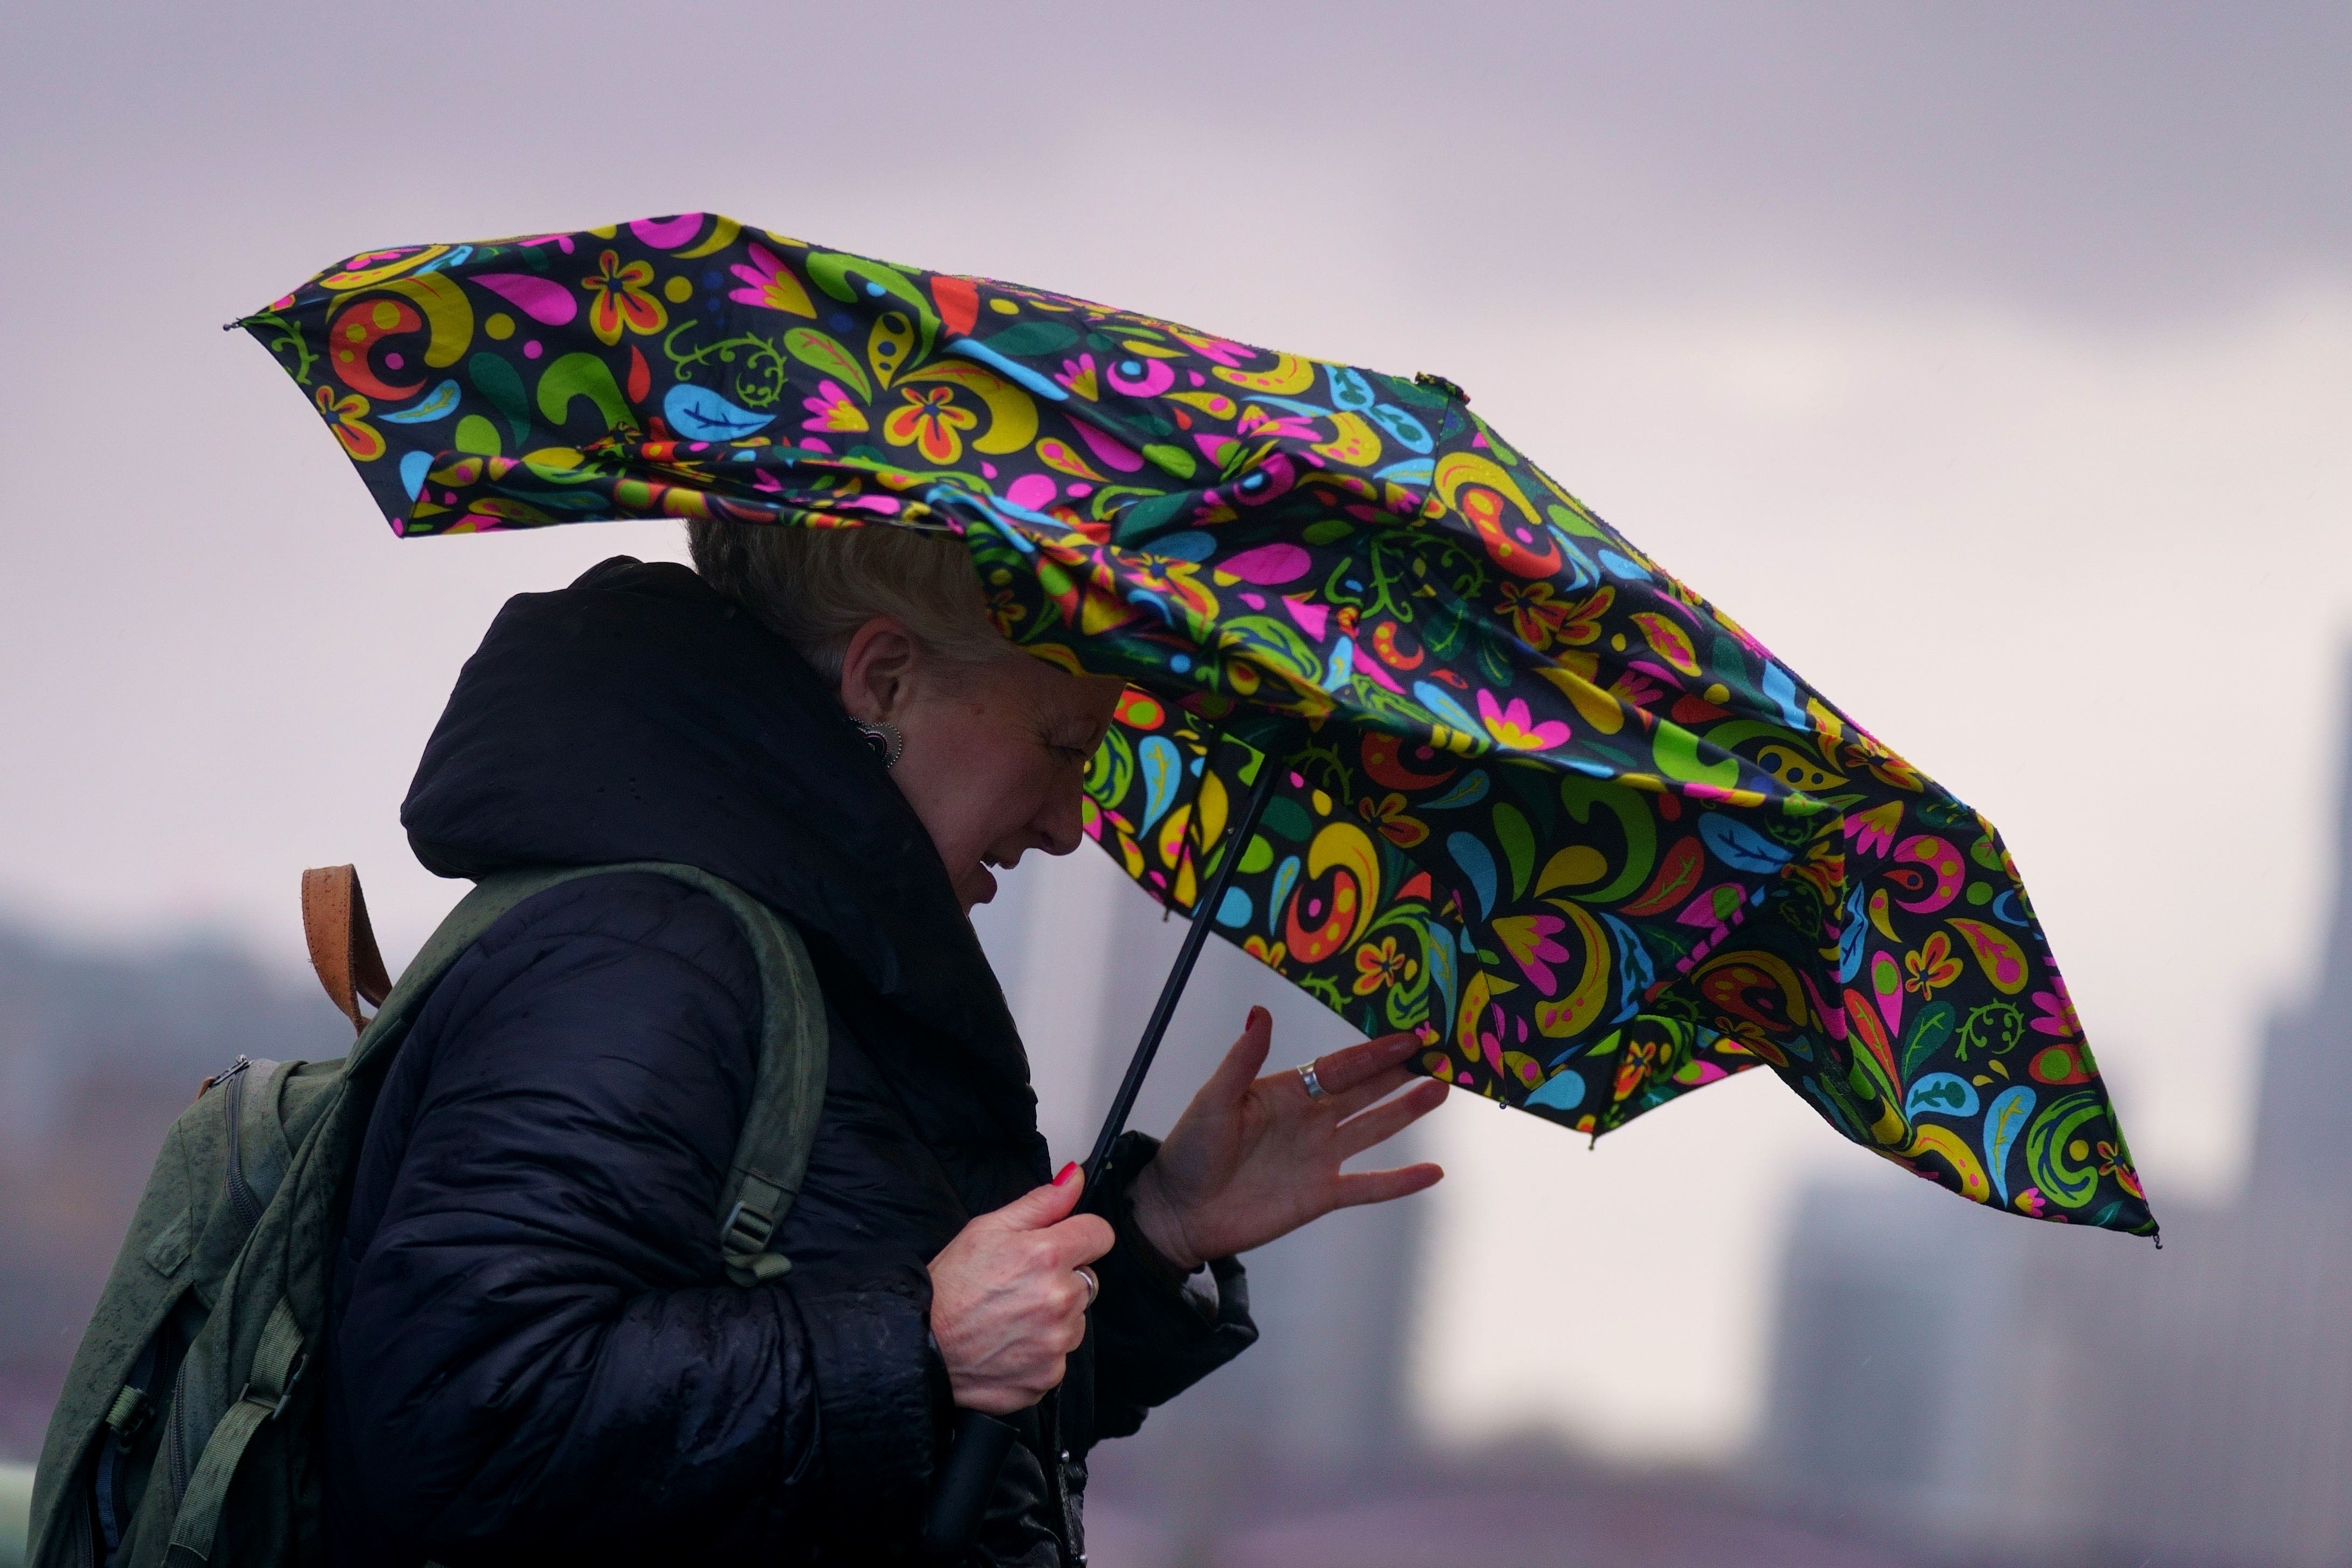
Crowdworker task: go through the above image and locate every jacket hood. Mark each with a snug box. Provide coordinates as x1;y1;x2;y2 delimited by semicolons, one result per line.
402;556;1033;1102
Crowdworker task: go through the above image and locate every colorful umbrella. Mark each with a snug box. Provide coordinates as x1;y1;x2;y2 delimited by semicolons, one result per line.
239;213;2152;1241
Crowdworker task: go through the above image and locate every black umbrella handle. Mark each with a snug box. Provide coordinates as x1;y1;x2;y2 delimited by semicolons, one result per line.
921;1408;1020;1558
1081;739;1289;1186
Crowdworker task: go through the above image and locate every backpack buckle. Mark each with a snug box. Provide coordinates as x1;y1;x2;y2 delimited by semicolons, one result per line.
720;1199;775;1257
237;1349;307;1423
104;1384;154;1442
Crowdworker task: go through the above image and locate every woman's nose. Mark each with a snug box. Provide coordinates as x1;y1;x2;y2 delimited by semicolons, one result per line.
1035;776;1086;856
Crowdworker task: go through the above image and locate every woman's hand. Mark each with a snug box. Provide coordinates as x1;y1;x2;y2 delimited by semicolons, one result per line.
1129;1008;1447;1273
927;1167;1114;1414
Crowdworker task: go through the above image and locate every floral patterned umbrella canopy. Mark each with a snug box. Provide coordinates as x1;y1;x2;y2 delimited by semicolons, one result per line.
242;213;2152;1237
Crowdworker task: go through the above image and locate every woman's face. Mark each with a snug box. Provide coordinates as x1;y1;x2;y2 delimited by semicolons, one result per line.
837;618;1125;912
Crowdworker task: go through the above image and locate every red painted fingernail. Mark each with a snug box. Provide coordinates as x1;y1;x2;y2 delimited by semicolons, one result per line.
1053;1162;1079;1187
1250;1006;1269;1027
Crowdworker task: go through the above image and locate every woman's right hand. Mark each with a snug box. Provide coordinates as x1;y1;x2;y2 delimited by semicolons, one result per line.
927;1165;1114;1414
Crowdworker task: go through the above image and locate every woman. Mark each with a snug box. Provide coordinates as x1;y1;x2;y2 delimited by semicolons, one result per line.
323;521;1448;1565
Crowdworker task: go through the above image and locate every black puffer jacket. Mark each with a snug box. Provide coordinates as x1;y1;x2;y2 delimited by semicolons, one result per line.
322;558;1256;1566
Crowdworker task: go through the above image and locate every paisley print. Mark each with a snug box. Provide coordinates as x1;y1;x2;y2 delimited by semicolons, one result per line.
244;213;2153;1238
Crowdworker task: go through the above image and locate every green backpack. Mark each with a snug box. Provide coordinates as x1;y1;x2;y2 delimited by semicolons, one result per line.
27;862;830;1568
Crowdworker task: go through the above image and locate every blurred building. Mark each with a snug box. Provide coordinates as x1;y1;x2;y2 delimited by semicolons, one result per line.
1759;704;2352;1566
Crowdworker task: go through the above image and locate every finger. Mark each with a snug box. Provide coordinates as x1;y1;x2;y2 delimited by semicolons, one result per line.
1303;1031;1420;1099
1039;1213;1116;1269
1335;1078;1449;1159
1324;1062;1419;1120
989;1164;1085;1232
1201;1005;1275;1106
1332;1161;1445;1208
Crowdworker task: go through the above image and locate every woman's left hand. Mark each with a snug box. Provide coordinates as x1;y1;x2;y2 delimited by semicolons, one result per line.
1127;1008;1448;1274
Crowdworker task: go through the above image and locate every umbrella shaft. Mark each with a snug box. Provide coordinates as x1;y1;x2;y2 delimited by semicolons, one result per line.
1082;748;1287;1186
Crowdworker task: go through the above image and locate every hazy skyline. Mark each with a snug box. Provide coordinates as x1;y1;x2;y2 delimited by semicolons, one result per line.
4;0;2346;1461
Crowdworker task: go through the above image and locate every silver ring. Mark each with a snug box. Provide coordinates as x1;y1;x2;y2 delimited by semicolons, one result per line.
1297;1061;1329;1099
1076;1266;1099;1306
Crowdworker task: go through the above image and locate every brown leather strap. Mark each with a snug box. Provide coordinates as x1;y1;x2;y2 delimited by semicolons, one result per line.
301;865;392;1034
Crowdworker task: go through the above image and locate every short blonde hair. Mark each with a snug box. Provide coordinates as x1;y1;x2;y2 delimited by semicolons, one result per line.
686;519;1014;684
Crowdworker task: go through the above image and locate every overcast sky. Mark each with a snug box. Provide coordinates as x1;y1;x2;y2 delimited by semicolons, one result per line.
4;0;2347;1461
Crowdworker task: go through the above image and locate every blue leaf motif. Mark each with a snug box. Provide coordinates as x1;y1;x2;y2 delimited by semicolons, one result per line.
1698;813;1793;874
1762;661;1810;731
663;382;775;440
1601;912;1655;1020
1139;735;1181;833
1904;1072;1979;1121
1326;365;1376;410
381;379;462;424
1412;682;1487;752
1322;636;1357;692
1448;833;1498;920
1985;1086;2037;1207
397;450;432;500
1837;889;1868;984
1422;771;1490;812
1526;1070;1585;1112
1268;856;1302;935
1368;403;1434;454
1554;535;1598;591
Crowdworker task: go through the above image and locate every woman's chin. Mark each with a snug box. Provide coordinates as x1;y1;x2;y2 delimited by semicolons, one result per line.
964;865;1000;909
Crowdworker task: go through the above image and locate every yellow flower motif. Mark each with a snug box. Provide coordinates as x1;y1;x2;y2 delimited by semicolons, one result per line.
314;385;384;462
1352;936;1417;995
883;386;978;465
583;249;667;345
1903;931;1965;999
1357;792;1429;849
1494;580;1566;650
1558;585;1616;647
984;585;1028;637
1243;935;1288;969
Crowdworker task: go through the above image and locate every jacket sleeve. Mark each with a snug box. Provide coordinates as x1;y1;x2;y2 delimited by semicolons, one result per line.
1080;1131;1258;1442
332;876;942;1561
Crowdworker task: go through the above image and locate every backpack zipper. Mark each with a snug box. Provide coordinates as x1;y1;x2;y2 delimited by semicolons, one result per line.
164;1354;194;1509
155;1056;259;1519
220;1057;265;1239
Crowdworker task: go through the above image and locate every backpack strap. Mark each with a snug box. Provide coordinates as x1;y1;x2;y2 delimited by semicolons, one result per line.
675;875;829;1285
161;1296;304;1567
299;865;391;1035
357;862;829;1281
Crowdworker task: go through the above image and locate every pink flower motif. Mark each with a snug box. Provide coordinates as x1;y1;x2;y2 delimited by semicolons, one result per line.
727;242;816;317
1494;914;1569;995
1477;1002;1508;1079
1235;404;1321;442
802;380;868;434
1610;669;1669;709
2029;974;2083;1039
1476;689;1571;751
1055;353;1099;400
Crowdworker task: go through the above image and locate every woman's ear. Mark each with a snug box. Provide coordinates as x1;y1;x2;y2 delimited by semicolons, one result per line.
837;616;923;723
